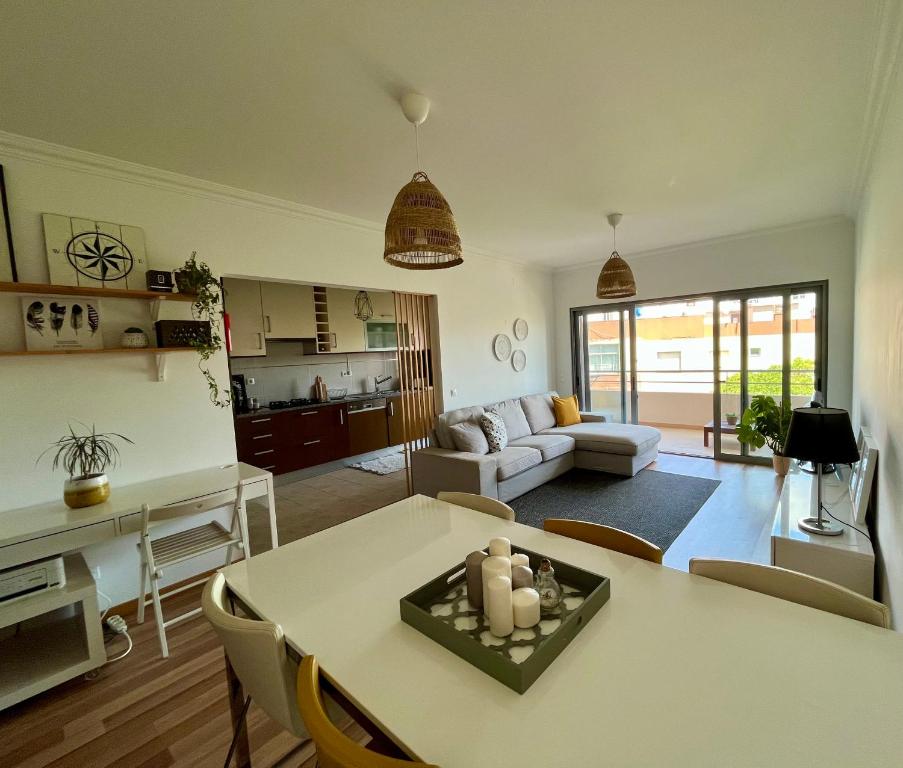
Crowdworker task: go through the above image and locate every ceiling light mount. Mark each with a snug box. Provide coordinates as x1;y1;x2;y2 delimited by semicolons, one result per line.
400;92;431;126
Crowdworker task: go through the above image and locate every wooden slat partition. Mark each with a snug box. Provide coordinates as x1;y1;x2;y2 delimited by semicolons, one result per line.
393;291;437;494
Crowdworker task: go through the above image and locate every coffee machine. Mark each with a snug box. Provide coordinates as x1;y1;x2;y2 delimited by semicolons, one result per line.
231;374;249;414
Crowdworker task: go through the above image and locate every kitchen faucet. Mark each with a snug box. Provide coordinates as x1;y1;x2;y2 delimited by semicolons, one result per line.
375;374;392;392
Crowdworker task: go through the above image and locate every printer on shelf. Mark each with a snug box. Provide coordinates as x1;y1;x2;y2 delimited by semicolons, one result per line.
0;555;66;604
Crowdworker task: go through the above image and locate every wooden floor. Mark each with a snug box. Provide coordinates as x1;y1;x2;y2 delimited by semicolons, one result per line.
0;455;781;767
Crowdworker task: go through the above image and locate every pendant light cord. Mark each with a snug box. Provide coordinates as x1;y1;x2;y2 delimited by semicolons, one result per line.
612;221;617;252
414;123;422;171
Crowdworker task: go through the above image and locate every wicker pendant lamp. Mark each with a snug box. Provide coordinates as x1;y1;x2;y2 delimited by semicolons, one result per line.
596;212;637;299
384;93;462;270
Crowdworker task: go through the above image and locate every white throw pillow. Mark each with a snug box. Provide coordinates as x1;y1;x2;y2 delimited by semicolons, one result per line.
449;421;490;455
479;411;508;453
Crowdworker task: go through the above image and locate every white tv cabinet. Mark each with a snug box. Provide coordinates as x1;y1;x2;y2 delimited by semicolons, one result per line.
771;465;874;597
0;553;105;710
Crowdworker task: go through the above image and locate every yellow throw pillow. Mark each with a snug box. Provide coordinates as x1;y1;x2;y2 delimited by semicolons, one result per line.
552;395;581;427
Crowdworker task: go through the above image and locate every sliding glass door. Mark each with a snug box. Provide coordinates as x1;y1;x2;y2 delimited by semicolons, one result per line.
573;282;825;464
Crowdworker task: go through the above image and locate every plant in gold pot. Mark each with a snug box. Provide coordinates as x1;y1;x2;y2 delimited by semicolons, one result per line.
736;395;793;475
40;424;133;508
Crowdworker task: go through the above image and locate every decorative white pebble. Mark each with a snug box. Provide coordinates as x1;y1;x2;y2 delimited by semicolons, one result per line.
479;631;505;647
454;616;480;631
509;646;535;664
538;618;561;635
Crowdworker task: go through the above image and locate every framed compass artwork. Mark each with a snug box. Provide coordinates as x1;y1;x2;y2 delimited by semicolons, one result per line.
21;296;103;351
42;213;149;290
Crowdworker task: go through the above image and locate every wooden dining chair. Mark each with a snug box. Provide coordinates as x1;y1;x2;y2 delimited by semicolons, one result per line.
689;558;890;628
543;518;663;564
202;573;316;768
297;654;439;768
437;491;515;521
138;485;246;658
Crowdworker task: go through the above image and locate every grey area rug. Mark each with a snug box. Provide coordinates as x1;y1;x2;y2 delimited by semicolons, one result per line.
349;452;406;475
508;469;720;552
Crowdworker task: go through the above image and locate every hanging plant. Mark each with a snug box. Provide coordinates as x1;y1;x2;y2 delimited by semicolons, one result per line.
176;251;230;408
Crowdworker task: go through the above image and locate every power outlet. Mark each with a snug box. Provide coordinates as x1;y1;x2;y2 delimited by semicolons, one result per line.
450;388;458;397
340;370;352;378
247;377;256;386
90;566;102;581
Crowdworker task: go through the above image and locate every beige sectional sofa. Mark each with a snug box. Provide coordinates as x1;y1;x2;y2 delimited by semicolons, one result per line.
412;392;661;502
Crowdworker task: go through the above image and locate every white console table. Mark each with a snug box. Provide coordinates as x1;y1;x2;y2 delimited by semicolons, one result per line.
771;464;874;597
0;462;276;570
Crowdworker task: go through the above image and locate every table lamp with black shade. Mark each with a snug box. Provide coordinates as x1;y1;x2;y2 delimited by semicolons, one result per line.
783;407;859;536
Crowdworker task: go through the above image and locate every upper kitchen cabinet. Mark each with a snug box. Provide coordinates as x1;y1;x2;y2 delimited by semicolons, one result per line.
325;288;366;353
223;277;267;357
261;281;316;339
369;290;396;320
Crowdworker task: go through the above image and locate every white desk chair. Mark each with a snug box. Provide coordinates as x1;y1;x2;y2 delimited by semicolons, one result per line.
689;558;890;628
138;486;247;658
202;572;313;768
437;491;515;521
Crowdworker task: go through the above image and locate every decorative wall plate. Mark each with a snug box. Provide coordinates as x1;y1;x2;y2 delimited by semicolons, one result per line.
493;333;512;361
512;349;526;372
513;317;529;341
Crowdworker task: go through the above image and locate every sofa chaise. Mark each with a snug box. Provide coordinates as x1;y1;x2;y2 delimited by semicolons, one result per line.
412;392;661;502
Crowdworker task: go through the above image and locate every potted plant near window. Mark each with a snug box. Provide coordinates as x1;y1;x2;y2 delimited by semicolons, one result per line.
175;252;230;408
725;412;738;426
40;423;133;508
736;395;793;475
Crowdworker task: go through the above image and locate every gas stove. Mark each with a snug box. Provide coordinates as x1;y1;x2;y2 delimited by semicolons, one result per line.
267;398;315;410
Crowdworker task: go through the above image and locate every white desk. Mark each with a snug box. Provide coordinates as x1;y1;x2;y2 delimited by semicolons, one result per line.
0;462;276;569
771;465;874;596
222;495;903;767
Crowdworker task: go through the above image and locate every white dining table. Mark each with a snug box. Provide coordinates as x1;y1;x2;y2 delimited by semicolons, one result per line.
221;494;903;767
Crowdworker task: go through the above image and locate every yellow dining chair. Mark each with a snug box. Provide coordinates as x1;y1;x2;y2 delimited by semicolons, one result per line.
543;518;663;564
689;558;890;628
437;491;515;521
297;655;439;768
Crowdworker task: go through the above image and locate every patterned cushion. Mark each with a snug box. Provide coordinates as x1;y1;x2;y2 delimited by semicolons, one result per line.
479;411;508;453
449;421;490;455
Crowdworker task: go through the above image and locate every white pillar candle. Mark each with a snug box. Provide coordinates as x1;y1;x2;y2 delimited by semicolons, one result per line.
487;575;514;637
512;587;541;629
511;564;533;590
488;537;511;558
482;555;511;617
510;553;530;569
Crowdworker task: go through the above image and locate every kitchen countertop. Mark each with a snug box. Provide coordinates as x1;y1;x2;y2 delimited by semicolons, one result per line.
234;390;400;419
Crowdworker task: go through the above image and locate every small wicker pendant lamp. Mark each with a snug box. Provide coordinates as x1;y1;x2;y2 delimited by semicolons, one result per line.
384;93;462;270
596;212;637;299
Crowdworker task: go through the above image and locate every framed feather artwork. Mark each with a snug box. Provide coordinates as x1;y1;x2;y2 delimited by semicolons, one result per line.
21;296;103;351
42;213;148;290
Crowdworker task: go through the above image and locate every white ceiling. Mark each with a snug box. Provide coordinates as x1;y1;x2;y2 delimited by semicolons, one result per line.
0;1;887;267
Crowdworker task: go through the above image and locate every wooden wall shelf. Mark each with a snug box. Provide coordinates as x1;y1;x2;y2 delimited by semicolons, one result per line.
0;346;195;381
0;281;196;303
0;347;194;358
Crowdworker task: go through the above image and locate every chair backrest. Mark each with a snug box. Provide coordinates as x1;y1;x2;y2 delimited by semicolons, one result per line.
437;491;515;521
688;558;890;628
296;655;439;768
142;486;241;535
201;573;307;737
543;518;663;564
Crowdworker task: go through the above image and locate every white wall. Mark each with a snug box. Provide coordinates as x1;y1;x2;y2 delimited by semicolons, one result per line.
0;133;554;603
553;217;856;412
852;59;903;628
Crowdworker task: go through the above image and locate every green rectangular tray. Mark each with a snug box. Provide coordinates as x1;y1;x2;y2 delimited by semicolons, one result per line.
400;546;610;694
